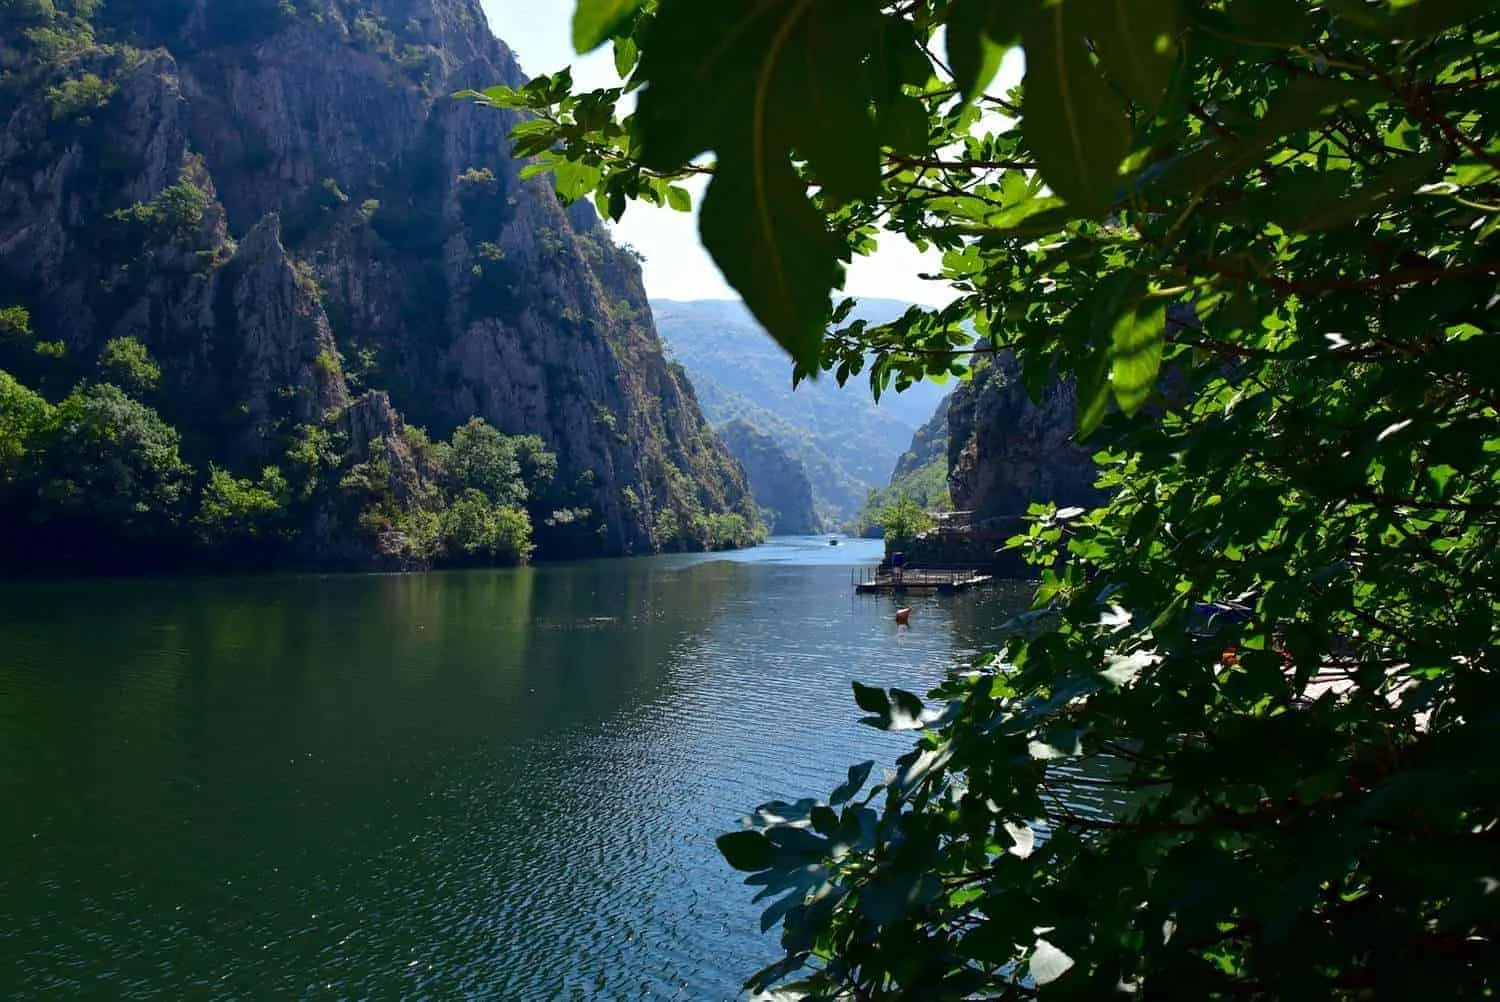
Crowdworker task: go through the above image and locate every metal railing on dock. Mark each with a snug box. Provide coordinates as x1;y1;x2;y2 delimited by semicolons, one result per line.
852;566;993;594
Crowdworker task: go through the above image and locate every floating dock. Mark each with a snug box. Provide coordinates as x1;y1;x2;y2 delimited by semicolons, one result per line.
853;567;993;595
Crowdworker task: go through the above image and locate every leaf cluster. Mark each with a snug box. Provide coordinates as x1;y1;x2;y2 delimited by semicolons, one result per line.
478;0;1500;996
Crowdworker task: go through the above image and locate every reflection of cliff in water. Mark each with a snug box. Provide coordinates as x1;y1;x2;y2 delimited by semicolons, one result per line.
0;556;1032;998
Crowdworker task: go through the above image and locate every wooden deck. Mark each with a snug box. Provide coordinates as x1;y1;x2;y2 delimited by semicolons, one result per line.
853;568;993;595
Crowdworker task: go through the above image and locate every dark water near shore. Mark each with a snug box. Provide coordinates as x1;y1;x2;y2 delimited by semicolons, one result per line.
0;537;1035;999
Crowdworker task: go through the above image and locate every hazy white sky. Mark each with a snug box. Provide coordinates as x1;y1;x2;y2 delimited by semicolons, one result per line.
479;1;1022;307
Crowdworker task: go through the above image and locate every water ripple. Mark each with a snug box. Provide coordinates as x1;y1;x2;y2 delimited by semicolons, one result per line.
0;541;1035;1000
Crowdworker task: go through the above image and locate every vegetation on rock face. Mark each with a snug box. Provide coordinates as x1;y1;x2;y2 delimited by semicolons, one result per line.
718;417;820;535
0;320;554;574
97;336;160;395
872;495;933;545
849;395;953;535
851;463;951;538
948;349;1104;525
489;0;1500;996
0;0;762;569
889;394;950;489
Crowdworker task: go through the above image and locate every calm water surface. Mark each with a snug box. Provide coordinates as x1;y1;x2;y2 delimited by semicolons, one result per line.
0;537;1033;999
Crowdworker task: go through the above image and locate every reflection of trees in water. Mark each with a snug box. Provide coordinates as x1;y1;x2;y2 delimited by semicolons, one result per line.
0;562;743;776
520;558;744;707
0;562;750;999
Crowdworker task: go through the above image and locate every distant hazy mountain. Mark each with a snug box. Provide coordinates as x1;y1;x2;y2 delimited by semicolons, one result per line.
654;299;949;520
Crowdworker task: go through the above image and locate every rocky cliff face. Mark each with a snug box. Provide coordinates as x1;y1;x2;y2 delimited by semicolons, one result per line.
946;352;1101;521
0;0;755;559
891;395;949;483
718;419;818;535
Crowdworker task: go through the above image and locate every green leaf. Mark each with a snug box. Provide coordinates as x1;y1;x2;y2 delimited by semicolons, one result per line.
947;0;1035;104
666;185;692;212
852;681;890;715
1110;298;1167;415
1236;152;1441;233
1152;77;1385;196
766;0;884;204
1065;273;1137;435
551;159;603;203
718;829;776;872
830;760;875;804
636;0;878;360
1293;152;1442;232
1218;0;1312;47
871;16;932;102
635;0;881;197
699;154;841;371
877;93;930;154
1075;343;1111;437
572;0;643;53
1326;0;1492;39
1022;1;1132;214
613;34;638;79
1083;0;1178;110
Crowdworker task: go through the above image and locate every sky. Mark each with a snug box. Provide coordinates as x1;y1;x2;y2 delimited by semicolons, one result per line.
479;1;1024;308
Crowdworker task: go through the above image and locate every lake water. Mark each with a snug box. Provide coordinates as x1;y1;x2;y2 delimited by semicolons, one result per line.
0;537;1035;1000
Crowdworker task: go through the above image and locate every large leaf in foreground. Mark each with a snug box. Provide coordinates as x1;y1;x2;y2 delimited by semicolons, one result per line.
1022;1;1132;215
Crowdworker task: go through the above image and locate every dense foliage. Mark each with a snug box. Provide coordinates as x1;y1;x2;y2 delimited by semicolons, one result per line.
0;324;555;574
487;0;1500;996
852;448;952;537
872;494;935;544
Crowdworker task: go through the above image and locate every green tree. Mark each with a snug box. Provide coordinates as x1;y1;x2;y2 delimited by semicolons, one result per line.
0;306;33;343
486;1;1500;997
512;432;558;498
110;176;208;238
98;336;160;395
191;465;289;546
0;368;54;476
443;416;527;507
875;494;933;544
0;305;65;366
46;71;115;121
28;382;189;533
439;488;534;563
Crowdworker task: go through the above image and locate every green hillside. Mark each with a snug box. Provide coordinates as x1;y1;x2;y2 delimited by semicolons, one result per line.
850;394;952;535
653;298;949;520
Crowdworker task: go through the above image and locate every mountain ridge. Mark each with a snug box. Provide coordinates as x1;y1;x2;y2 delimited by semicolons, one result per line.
653;297;949;521
0;0;760;570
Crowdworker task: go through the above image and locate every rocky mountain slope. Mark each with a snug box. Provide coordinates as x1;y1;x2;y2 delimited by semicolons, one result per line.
0;0;757;566
890;394;949;482
855;393;952;523
717;419;818;535
654;298;947;521
946;352;1101;521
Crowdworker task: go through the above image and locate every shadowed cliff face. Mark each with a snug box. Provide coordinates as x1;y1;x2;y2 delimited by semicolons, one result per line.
718;419;819;535
946;352;1102;521
0;0;756;559
0;47;349;463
